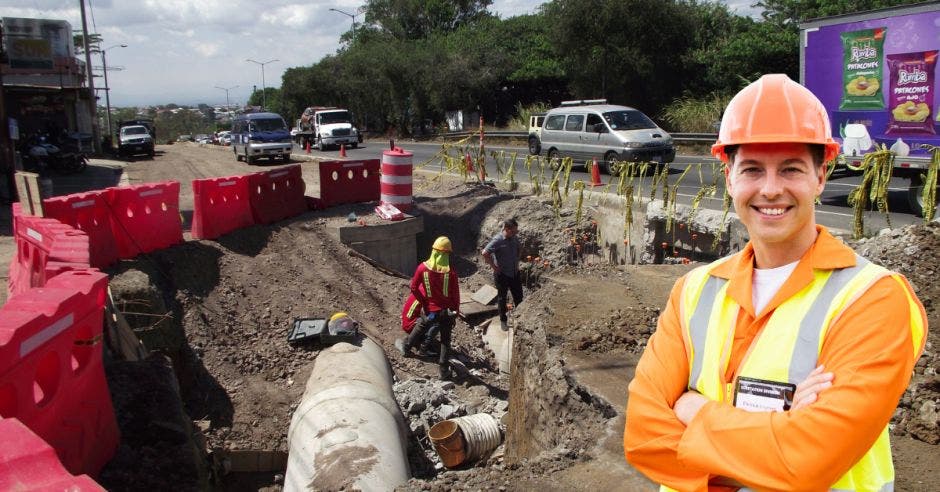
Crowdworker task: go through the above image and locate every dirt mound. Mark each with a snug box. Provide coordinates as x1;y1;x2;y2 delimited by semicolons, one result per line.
854;223;940;445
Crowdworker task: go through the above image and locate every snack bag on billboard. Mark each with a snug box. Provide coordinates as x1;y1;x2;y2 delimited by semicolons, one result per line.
886;50;937;135
840;28;886;110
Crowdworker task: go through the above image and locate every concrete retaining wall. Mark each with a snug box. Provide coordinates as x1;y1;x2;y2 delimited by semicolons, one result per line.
585;193;748;266
331;216;424;275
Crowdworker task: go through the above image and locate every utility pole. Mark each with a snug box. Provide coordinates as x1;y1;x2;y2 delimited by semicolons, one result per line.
100;44;126;148
246;59;277;111
0;35;17;202
78;0;101;154
214;85;239;109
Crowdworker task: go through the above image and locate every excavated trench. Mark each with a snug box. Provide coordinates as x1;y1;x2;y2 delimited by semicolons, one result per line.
95;178;940;490
93;180;736;490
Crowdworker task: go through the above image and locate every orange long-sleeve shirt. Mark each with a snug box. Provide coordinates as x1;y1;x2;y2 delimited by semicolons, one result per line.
624;227;927;491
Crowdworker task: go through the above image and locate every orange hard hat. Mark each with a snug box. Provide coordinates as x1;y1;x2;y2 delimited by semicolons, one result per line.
711;74;840;164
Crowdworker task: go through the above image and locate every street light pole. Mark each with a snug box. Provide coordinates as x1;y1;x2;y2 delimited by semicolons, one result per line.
100;44;127;147
214;85;239;109
328;8;359;31
78;0;101;154
246;59;278;111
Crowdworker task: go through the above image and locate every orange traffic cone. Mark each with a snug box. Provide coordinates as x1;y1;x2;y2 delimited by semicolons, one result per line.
589;158;603;187
340;144;347;157
305;139;311;154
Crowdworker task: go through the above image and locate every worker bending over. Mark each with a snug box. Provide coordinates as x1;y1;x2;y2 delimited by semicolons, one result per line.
396;236;460;378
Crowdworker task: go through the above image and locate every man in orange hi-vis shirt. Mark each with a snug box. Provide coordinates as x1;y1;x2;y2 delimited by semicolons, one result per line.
624;74;927;491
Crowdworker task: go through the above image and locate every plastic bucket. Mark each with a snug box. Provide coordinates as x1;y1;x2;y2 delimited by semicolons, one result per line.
451;413;502;462
428;420;465;468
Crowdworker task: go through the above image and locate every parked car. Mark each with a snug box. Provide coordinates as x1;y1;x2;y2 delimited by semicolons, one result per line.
118;125;155;158
194;134;212;144
177;134;193;142
217;131;232;146
539;100;675;174
231;112;292;164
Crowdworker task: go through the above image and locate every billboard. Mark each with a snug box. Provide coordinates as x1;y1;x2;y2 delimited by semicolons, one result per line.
1;17;74;70
801;5;940;154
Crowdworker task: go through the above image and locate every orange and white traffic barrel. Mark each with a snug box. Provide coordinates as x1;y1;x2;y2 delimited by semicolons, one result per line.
381;147;413;212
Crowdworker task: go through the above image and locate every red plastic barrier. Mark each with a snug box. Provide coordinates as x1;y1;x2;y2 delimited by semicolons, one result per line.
191;174;254;239
248;165;307;225
7;256;24;298
106;182;183;258
0;418;103;490
11;214;91;294
319;159;380;207
0;270;119;476
43;191;120;269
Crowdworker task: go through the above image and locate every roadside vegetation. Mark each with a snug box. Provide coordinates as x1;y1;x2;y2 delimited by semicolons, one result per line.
260;0;919;135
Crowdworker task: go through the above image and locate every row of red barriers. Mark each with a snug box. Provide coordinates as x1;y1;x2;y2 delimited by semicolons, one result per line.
0;270;119;477
41;182;183;267
0;418;103;490
191;165;308;238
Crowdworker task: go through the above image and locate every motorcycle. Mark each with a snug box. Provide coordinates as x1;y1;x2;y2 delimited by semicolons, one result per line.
20;132;88;175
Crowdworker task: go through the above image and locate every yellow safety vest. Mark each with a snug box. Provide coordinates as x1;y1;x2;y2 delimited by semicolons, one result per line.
669;254;925;492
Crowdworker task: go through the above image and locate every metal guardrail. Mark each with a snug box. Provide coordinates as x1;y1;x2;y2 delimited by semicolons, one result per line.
437;130;718;144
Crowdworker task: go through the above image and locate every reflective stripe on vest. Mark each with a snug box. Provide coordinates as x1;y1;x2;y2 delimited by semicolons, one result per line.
423;271;432;298
443;273;449;297
406;299;421;319
675;254;915;491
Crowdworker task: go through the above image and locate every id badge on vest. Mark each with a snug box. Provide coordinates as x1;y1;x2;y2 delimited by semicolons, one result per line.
733;377;796;412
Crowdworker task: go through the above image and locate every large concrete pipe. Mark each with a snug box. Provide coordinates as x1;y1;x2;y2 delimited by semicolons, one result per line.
284;338;410;491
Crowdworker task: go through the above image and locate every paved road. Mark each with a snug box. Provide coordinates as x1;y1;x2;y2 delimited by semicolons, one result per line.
294;140;924;234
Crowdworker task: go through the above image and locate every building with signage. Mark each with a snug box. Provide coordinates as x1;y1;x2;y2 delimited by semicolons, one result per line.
0;17;92;200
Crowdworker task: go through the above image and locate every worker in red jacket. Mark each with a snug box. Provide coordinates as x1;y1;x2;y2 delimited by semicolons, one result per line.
396;236;460;378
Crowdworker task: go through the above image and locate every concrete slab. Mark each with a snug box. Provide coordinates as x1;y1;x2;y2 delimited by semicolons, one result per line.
458;301;498;320
470;284;498;305
482;317;512;374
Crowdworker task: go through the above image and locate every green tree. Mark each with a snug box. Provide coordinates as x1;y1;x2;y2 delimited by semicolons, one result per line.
756;0;924;26
543;0;698;114
248;87;284;116
365;0;493;39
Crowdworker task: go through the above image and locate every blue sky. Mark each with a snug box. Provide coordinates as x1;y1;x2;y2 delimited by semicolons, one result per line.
2;0;761;107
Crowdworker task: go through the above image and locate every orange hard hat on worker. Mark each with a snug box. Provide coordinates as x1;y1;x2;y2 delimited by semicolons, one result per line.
711;74;841;164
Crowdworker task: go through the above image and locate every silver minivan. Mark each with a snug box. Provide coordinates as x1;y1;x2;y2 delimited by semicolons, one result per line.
538;100;675;174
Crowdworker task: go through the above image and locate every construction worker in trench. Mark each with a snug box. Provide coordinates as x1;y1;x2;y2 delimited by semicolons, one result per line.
623;74;928;491
482;218;523;331
396;236;460;379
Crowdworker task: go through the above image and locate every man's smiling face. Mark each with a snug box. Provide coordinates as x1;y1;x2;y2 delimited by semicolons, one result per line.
725;142;826;258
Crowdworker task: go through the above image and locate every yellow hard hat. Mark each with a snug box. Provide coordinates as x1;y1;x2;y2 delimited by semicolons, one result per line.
329;312;349;322
432;236;452;253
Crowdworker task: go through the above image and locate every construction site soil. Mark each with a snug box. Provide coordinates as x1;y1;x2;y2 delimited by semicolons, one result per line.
18;143;936;490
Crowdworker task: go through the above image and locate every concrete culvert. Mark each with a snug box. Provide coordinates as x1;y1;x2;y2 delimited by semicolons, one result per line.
284;337;410;491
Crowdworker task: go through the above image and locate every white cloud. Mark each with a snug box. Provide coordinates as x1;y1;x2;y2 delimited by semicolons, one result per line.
0;0;760;107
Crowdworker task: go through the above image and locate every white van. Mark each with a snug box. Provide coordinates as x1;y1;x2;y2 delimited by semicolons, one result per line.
539;100;675;174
